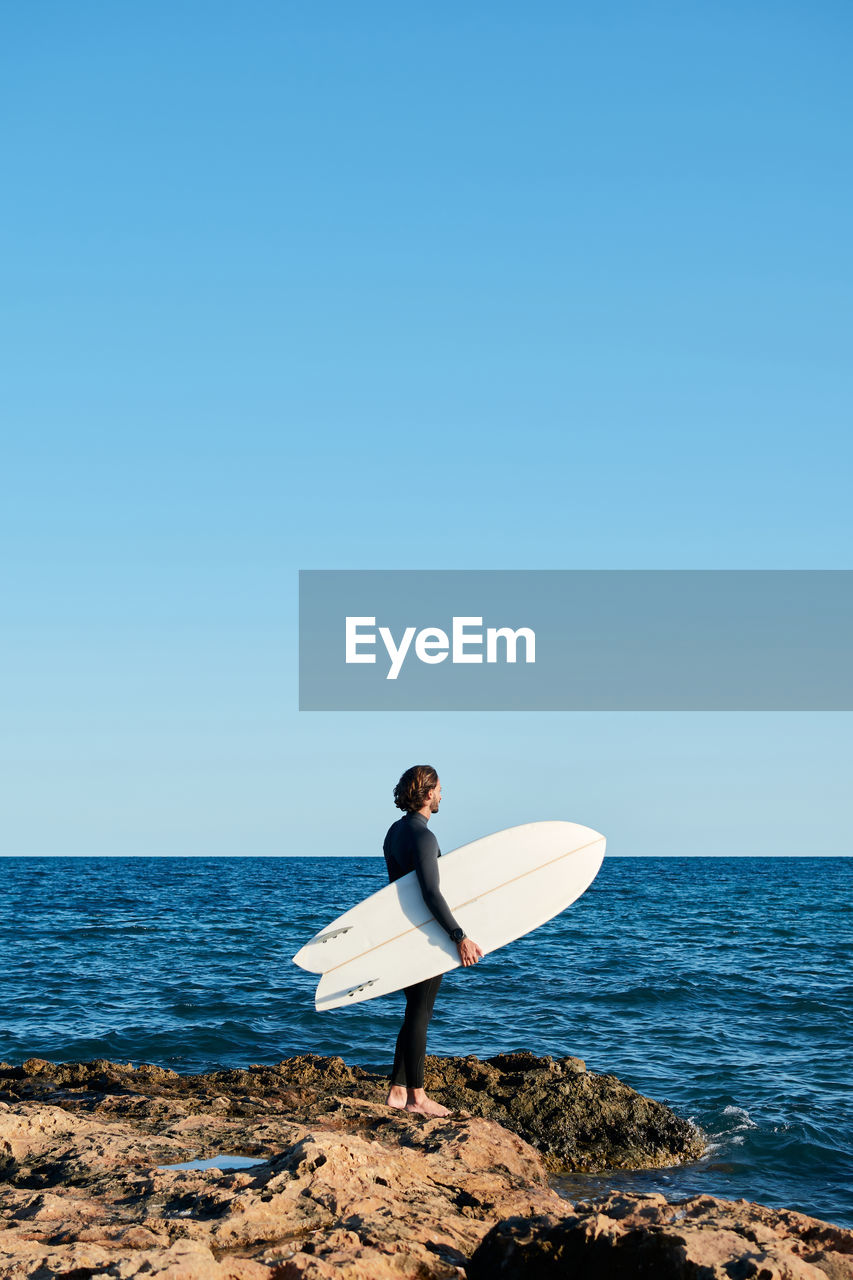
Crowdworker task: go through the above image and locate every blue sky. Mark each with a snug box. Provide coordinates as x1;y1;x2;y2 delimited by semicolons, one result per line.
2;2;851;855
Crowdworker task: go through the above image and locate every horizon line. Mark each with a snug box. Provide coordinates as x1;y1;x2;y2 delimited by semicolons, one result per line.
0;852;850;860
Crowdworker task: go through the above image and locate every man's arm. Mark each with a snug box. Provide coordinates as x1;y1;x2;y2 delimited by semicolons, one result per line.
411;827;463;937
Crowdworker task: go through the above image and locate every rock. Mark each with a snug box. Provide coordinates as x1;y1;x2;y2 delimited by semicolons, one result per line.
0;1050;704;1174
0;1056;843;1278
0;1080;557;1277
468;1195;853;1280
423;1050;704;1172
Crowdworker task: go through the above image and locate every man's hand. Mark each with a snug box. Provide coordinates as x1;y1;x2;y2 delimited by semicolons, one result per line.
457;937;484;967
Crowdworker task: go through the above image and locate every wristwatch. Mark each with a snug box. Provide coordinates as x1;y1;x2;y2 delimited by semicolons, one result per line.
450;928;466;944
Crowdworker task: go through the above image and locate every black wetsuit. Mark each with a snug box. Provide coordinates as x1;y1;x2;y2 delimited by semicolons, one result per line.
384;811;462;1089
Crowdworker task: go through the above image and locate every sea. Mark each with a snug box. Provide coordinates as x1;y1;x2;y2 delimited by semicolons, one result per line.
1;856;850;1228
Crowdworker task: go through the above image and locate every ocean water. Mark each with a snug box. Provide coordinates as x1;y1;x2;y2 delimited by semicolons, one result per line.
1;856;850;1227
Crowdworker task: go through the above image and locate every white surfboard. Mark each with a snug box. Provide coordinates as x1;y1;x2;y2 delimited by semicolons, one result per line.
292;821;605;1011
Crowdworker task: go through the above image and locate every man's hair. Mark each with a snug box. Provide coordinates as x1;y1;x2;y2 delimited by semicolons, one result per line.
393;765;438;812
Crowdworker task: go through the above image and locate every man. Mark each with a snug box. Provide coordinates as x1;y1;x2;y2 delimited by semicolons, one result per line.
383;765;483;1117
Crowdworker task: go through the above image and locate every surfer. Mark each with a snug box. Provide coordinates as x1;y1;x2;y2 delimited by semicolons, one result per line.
383;765;483;1117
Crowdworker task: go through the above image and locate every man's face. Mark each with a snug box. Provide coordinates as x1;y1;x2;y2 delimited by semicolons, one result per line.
429;779;442;813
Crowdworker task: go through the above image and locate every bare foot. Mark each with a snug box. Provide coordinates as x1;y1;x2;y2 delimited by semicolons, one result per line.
404;1096;453;1117
385;1085;408;1109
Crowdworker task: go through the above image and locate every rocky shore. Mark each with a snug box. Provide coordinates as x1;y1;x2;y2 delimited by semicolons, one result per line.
0;1053;849;1278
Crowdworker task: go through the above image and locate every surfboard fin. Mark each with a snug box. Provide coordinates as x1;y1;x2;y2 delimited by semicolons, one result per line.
313;976;379;1012
344;978;377;999
314;926;353;944
292;924;357;973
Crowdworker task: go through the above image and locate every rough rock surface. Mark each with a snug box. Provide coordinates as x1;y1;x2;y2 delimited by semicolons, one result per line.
0;1055;555;1279
0;1055;846;1278
0;1051;703;1176
469;1197;853;1280
420;1050;703;1173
